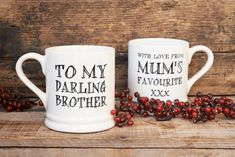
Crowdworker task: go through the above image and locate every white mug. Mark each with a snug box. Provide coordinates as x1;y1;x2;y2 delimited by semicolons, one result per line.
16;45;115;133
128;38;214;101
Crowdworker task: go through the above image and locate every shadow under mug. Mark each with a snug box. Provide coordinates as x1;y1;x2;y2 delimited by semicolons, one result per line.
128;38;214;101
16;45;115;133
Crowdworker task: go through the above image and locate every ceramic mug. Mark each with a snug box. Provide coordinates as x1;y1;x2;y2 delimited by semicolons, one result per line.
128;38;214;101
16;45;115;133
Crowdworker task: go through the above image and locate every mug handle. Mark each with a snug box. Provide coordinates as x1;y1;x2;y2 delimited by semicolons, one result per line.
187;45;214;94
15;53;47;106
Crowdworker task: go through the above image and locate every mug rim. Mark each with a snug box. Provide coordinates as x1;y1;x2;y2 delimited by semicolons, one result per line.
45;45;115;54
128;38;189;47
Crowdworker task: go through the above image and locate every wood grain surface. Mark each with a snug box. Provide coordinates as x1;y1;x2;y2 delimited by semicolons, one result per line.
0;109;234;149
0;0;235;97
0;148;235;157
0;0;234;57
1;52;235;96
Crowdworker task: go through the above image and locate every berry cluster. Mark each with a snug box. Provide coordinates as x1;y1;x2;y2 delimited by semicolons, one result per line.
111;89;134;127
0;87;41;112
111;89;235;127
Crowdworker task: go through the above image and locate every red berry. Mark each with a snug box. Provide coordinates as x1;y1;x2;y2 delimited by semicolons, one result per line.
194;97;200;102
192;111;198;118
223;108;230;114
219;99;225;105
125;113;132;120
114;117;121;123
217;106;223;113
127;102;132;107
134;92;140;98
144;102;150;108
156;105;163;112
196;100;203;106
225;99;233;106
212;108;218;114
127;120;134;126
202;96;210;102
132;103;139;112
230;111;235;117
16;102;23;110
204;107;211;114
166;100;172;108
111;109;117;116
174;99;180;105
155;99;161;104
138;97;149;104
38;100;43;106
127;95;133;101
191;102;196;106
221;96;227;100
6;105;13;112
175;107;180;114
173;107;180;116
187;106;193;113
179;101;185;107
192;108;198;113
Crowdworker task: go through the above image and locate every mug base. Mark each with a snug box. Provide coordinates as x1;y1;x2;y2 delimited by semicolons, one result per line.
44;118;115;133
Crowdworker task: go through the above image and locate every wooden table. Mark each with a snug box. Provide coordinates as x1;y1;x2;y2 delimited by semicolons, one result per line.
0;107;234;157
